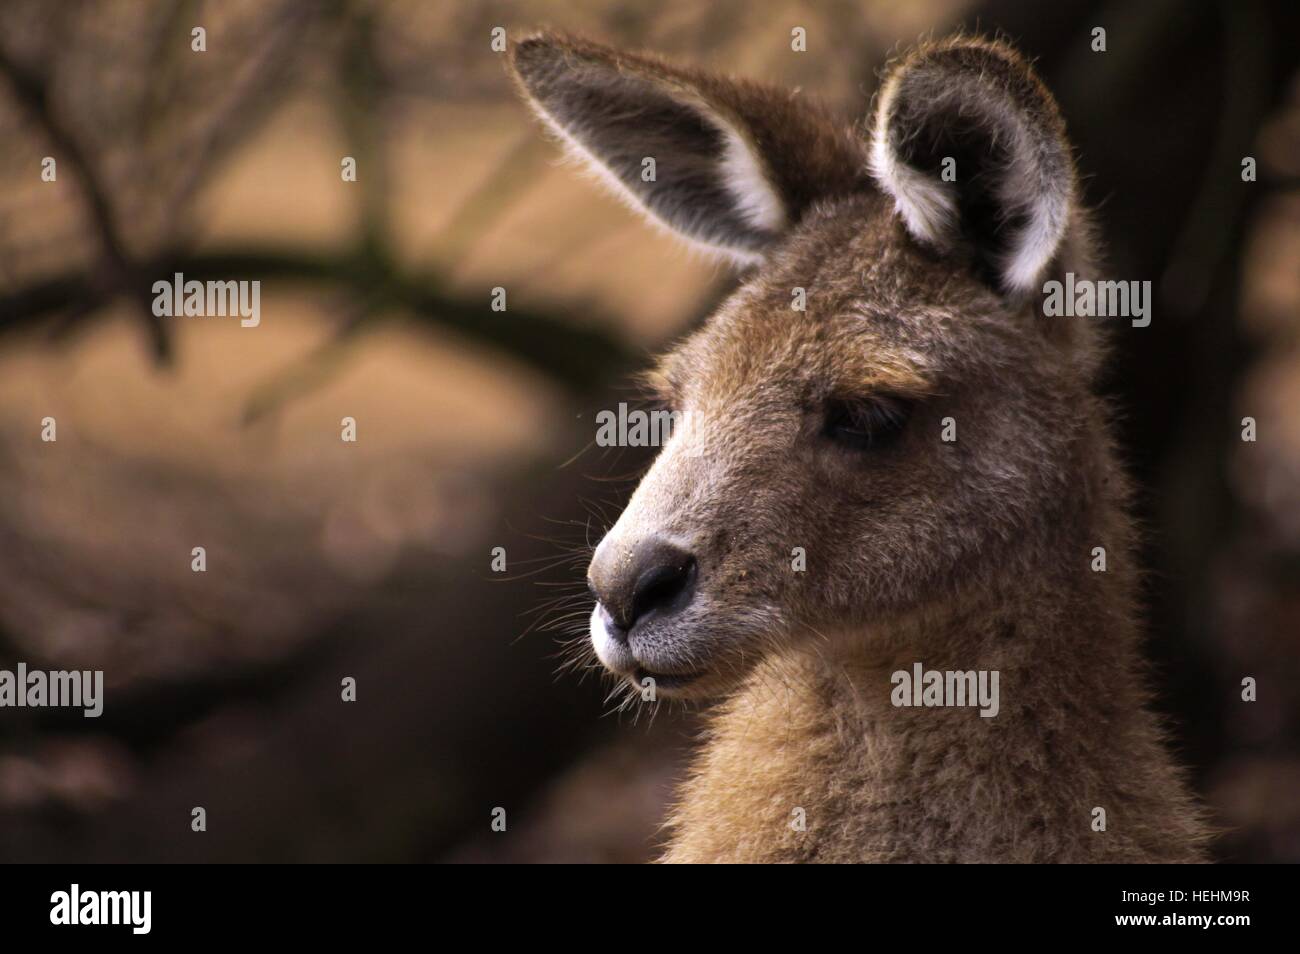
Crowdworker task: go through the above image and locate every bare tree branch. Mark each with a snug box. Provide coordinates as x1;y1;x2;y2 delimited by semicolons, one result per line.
0;245;637;394
0;38;168;359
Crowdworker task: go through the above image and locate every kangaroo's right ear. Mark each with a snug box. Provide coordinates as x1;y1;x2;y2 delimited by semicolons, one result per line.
509;31;866;266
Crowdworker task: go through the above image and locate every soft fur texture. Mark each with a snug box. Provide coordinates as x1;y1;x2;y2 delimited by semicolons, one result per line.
870;38;1078;294
510;32;1209;863
510;32;866;263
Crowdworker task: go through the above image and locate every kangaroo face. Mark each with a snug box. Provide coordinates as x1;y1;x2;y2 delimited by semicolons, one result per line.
510;33;1094;698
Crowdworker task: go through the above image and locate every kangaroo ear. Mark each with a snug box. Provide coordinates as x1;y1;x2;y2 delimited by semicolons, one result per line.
869;38;1077;295
510;32;865;266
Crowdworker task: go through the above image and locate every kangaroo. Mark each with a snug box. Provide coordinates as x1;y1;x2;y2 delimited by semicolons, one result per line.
509;32;1209;862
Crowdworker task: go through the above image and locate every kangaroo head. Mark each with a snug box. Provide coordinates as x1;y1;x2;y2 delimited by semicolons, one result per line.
510;33;1100;699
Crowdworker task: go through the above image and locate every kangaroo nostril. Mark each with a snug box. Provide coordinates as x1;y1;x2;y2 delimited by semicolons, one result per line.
629;552;696;627
590;538;698;635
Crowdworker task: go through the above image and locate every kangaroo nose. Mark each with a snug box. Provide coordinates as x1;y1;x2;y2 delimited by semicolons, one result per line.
590;539;697;639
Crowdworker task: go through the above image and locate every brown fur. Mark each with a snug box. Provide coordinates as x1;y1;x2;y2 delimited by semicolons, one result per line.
510;32;1210;863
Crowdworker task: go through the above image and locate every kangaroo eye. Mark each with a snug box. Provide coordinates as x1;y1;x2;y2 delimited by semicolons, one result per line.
823;396;912;451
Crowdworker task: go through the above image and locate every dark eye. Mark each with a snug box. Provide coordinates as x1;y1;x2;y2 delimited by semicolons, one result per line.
823;396;912;451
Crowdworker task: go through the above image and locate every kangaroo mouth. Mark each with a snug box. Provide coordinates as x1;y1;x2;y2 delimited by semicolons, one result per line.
589;604;718;697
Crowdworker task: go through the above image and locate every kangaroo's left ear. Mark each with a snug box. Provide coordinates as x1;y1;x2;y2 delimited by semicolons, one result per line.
509;31;867;266
869;37;1078;295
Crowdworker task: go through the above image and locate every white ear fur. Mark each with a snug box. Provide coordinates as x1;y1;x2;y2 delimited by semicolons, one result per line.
519;97;745;263
868;45;1076;295
530;98;787;268
714;120;787;236
996;145;1071;292
511;36;789;267
868;77;959;247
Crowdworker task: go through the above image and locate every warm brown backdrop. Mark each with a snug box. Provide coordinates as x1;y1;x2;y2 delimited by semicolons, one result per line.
0;0;1297;862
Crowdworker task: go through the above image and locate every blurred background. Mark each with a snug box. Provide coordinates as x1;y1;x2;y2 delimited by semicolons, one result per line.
0;0;1296;863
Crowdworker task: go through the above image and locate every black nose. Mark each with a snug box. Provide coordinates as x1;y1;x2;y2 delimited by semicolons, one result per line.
590;539;697;639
